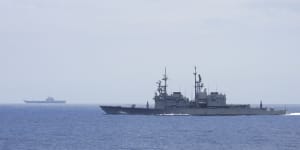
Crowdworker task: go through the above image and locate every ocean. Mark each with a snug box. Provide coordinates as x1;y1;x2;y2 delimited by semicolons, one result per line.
0;104;300;150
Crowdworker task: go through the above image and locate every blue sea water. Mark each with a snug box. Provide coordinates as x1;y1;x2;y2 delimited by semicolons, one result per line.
1;104;300;150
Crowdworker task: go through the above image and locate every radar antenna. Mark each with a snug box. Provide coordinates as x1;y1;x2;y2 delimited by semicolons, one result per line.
194;66;202;101
156;80;162;94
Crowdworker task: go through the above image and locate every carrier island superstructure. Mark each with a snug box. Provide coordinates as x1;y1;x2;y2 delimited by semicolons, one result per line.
100;67;286;115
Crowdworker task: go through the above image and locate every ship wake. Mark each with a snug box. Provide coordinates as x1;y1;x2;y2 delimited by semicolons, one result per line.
158;114;190;116
286;113;300;116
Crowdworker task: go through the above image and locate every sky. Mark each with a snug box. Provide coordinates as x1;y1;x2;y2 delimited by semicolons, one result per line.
0;0;299;104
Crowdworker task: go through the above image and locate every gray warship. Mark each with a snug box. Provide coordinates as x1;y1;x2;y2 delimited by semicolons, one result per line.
100;67;286;115
24;97;66;104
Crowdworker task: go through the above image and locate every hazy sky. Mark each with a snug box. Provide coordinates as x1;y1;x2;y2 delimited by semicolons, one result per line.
0;0;299;104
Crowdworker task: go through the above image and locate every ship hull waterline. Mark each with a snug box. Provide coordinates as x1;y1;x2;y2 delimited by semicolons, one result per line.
100;106;286;116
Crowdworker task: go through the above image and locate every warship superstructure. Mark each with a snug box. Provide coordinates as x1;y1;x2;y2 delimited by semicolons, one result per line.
24;97;66;104
100;67;286;115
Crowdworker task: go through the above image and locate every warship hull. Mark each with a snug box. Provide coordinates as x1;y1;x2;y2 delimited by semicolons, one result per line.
100;106;286;116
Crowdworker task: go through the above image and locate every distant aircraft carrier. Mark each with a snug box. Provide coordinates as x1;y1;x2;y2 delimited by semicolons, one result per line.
100;67;286;116
24;97;66;104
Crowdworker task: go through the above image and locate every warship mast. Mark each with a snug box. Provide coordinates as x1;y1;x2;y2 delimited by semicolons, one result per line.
194;66;197;100
194;66;202;101
162;67;168;97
